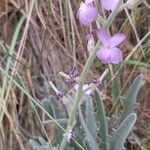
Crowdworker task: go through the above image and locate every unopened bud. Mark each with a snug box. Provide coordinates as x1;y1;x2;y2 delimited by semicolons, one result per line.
86;34;95;53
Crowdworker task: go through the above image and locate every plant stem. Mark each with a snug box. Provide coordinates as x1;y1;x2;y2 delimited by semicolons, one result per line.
109;63;114;77
59;41;100;149
59;0;123;149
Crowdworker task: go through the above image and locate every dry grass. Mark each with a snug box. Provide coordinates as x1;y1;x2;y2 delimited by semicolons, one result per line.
0;0;150;149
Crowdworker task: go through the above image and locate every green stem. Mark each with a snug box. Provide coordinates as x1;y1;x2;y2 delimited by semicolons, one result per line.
59;0;123;149
109;63;114;77
59;41;100;150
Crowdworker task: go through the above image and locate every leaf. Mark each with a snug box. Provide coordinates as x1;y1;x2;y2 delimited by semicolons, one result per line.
85;96;97;138
119;75;143;123
112;79;120;101
95;89;109;150
42;96;60;118
79;107;99;150
110;113;137;150
29;137;51;150
124;60;150;68
42;99;54;116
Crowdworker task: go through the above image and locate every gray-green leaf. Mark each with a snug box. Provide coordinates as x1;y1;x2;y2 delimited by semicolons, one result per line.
110;113;137;150
119;75;143;123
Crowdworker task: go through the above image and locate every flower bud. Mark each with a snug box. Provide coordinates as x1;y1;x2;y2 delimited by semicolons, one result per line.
86;34;95;53
77;0;98;26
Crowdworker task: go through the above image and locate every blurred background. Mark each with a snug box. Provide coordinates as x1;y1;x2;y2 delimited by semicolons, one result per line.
0;0;150;149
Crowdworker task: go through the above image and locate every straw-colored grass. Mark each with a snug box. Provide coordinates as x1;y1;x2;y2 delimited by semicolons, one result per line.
0;0;149;149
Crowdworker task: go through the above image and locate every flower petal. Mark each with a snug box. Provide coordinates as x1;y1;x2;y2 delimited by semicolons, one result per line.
109;33;126;48
76;2;85;18
69;67;79;78
101;0;112;11
96;28;110;47
110;47;123;64
77;4;98;26
96;47;111;64
101;0;120;11
85;0;94;4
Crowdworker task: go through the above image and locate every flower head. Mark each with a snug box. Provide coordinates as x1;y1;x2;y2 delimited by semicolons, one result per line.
59;67;79;83
77;0;98;26
56;91;64;99
96;28;126;64
101;0;120;11
69;67;79;79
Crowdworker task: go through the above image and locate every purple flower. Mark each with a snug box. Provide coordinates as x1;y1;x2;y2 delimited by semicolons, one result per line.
69;67;79;78
101;0;120;11
77;0;98;26
56;91;64;100
64;67;79;83
96;28;126;64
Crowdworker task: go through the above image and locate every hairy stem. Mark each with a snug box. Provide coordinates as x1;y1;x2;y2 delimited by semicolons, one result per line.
59;0;123;149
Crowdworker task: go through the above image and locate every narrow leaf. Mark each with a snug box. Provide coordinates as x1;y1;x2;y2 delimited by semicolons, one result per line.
79;107;99;150
95;89;109;150
110;113;137;150
112;79;120;101
85;96;97;138
42;95;61;119
124;60;150;68
119;75;143;123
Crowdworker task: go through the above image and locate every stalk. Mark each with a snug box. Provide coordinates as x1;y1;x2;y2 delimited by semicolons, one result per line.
59;0;123;149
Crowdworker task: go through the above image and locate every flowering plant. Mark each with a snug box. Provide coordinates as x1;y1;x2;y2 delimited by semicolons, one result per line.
96;28;126;64
27;1;144;150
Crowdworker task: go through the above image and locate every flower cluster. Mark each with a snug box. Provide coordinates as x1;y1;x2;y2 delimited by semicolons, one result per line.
77;0;126;65
77;0;120;26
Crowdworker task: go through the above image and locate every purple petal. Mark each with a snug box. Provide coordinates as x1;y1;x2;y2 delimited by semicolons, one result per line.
69;67;79;78
76;2;85;18
110;47;123;64
96;47;111;64
101;0;120;11
101;0;112;10
96;28;110;47
77;4;98;26
85;0;94;4
109;33;126;48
